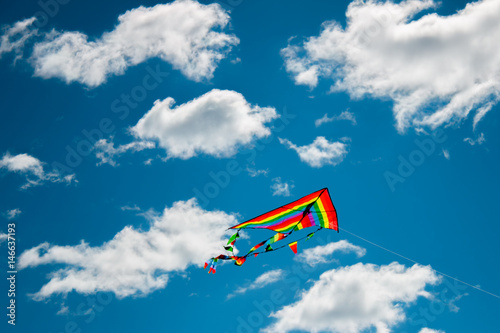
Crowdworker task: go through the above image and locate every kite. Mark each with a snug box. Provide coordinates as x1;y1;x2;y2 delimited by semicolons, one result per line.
204;188;338;273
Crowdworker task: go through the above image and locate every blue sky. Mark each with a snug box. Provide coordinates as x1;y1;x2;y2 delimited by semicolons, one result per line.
0;0;499;332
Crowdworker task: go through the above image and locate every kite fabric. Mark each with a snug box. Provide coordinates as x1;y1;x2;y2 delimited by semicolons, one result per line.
204;188;338;273
230;188;338;232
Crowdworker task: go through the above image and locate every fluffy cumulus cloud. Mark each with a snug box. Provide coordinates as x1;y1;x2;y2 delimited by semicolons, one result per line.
132;89;278;159
0;152;76;189
270;177;294;197
264;262;440;333
282;0;500;132
19;199;237;299
0;152;44;176
279;136;348;168
228;269;284;299
30;0;239;87
0;17;38;61
296;240;366;266
94;139;155;166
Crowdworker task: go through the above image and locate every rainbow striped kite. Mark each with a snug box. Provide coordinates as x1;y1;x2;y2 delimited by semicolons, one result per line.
231;188;337;232
204;188;338;273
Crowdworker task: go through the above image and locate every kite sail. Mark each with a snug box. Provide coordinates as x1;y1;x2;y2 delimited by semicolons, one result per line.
205;188;338;273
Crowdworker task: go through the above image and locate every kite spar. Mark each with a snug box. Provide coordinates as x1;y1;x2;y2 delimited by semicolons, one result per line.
204;188;338;273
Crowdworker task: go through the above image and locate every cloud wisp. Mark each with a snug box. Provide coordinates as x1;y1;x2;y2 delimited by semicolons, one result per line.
94;139;155;166
6;208;22;220
295;240;366;267
0;232;8;244
464;133;486;146
227;269;285;299
0;17;38;62
315;110;357;127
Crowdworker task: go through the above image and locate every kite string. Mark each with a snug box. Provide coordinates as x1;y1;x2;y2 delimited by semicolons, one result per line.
339;227;500;300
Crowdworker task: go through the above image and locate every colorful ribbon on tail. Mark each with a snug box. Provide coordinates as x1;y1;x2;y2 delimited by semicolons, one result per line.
204;254;248;273
224;231;240;252
204;258;218;274
204;228;326;273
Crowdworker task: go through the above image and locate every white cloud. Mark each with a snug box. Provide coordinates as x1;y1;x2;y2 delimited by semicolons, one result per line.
30;0;239;87
419;328;445;333
282;0;500;132
264;262;440;333
0;152;76;189
442;149;450;160
56;303;69;316
270;177;294;197
94;139;155;166
246;166;268;177
296;240;366;267
228;269;284;299
121;205;141;212
19;199;237;299
0;152;44;176
6;208;22;220
473;102;494;130
0;17;38;61
132;89;278;159
315;110;357;127
279;136;348;168
464;132;486;146
0;232;7;244
446;292;468;313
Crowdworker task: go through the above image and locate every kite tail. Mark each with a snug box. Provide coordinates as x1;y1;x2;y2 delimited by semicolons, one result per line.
209;259;218;274
203;253;250;273
233;256;246;266
223;230;241;253
204;258;217;274
203;228;323;273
